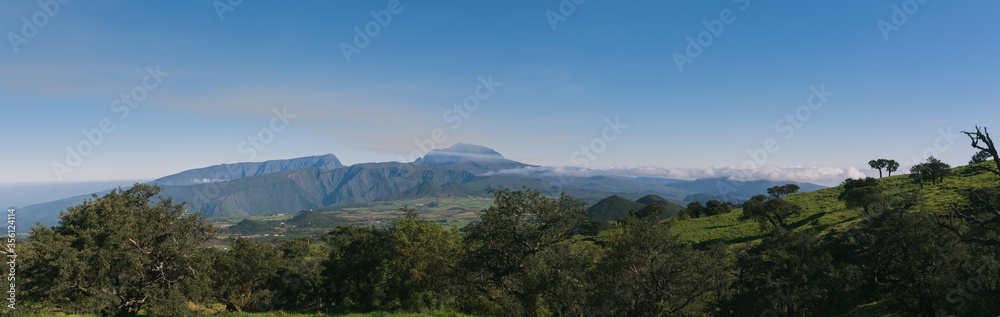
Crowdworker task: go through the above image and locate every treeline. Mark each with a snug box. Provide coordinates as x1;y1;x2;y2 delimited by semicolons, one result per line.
14;126;1000;316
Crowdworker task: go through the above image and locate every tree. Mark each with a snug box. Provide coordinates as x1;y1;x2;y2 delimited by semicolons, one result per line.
212;238;282;312
270;238;326;310
885;160;900;176
838;177;883;214
459;187;588;316
704;199;734;216
685;201;705;218
322;225;389;309
963;126;1000;175
971;150;993;164
741;195;802;230
378;207;463;311
869;159;888;178
909;164;929;188
594;209;730;315
23;184;213;316
927;156;953;183
856;212;975;315
767;184;801;198
718;230;846;316
910;157;952;186
867;159;901;178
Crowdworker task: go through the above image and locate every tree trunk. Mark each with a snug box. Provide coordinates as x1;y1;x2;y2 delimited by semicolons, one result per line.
964;126;1000;176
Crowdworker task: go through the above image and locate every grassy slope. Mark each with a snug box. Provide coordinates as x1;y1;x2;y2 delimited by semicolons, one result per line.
672;163;1000;246
668;163;1000;316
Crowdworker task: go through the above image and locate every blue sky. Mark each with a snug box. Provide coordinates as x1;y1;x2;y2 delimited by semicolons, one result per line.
2;0;999;185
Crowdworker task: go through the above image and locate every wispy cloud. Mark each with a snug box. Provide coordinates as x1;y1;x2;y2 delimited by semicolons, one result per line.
490;165;866;185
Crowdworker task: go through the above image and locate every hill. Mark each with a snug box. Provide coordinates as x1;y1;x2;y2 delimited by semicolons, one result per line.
587;194;685;224
671;162;1000;246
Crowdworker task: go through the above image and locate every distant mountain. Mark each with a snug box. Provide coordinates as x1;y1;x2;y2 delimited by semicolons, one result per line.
376;181;479;201
153;154;344;186
415;143;532;174
668;178;825;202
19;154;345;226
154;162;481;219
19;144;828;228
625;176;690;186
682;193;745;204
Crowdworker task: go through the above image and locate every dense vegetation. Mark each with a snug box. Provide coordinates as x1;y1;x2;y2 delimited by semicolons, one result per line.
13;127;1000;316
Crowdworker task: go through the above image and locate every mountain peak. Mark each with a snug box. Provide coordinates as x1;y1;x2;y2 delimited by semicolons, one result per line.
417;143;506;164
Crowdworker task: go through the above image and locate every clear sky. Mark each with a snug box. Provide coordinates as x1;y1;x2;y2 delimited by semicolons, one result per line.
2;0;998;185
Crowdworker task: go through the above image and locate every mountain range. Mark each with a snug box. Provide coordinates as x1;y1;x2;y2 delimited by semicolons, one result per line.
18;144;824;227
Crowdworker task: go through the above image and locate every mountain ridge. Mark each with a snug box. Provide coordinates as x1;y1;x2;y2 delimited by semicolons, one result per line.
18;144;827;227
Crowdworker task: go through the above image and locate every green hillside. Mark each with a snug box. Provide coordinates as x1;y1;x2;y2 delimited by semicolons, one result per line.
672;162;1000;246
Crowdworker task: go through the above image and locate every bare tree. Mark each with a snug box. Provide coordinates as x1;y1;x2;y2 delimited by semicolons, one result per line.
963;126;1000;176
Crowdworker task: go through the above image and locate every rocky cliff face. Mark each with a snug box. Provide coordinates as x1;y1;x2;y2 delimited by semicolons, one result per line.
153;154;344;186
166;162;483;218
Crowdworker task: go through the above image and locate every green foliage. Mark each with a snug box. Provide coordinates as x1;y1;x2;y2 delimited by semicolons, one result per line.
838;177;884;214
594;211;729;315
767;184;801;198
212;238;282;312
853;211;976;315
23;184;213;316
971;149;993;164
868;159;900;178
458;187;588;316
378;208;463;311
741;195;802;230
685;201;705;218
704;199;734;216
910;156;953;187
885;160;900;176
323;225;389;309
718;229;849;317
322;207;462;312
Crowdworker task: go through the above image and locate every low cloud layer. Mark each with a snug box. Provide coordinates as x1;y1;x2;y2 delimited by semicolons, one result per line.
490;165;867;186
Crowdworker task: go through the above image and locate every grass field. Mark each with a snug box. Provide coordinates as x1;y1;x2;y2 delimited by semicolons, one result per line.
671;162;1000;246
206;196;494;239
